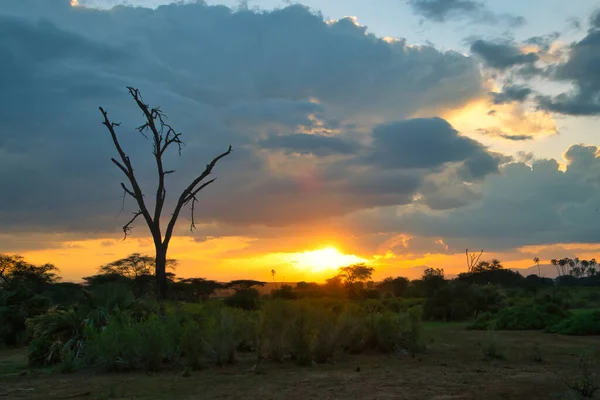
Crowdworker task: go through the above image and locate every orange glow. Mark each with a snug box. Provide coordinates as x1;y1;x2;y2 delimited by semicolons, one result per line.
70;0;79;6
283;247;366;273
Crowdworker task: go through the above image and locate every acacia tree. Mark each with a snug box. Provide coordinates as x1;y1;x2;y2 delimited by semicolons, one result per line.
99;87;232;302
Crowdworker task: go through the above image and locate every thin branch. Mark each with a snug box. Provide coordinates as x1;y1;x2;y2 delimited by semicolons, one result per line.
184;179;216;205
99;105;157;240
120;182;136;199
163;146;232;245
123;211;143;240
190;195;198;232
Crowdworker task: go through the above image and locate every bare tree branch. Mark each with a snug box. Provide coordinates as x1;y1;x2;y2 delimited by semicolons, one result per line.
100;106;156;238
164;146;232;244
123;211;143;240
120;182;136;199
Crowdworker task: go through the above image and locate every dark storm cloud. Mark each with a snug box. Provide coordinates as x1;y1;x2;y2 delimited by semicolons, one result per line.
359;145;600;251
491;84;533;104
470;39;538;70
0;0;494;234
408;0;525;27
536;23;600;115
366;118;501;180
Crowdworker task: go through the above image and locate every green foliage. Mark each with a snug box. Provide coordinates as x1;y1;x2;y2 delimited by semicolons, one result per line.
179;319;205;369
203;307;251;365
83;313;140;371
424;283;505;322
470;301;568;331
546;309;600;335
27;307;86;367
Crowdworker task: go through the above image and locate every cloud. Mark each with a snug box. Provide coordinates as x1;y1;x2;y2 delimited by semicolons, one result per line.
476;128;533;141
491;84;532;104
360;144;600;252
408;0;525;27
0;0;491;236
365;118;500;179
470;39;539;70
535;25;600;115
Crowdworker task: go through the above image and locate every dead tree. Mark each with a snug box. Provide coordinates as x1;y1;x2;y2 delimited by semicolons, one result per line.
465;249;484;273
99;87;232;302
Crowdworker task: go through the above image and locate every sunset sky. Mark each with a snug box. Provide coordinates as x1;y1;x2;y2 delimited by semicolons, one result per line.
1;0;600;282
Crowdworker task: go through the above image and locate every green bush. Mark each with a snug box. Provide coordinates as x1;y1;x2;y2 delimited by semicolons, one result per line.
83;313;140;371
257;300;297;361
311;308;340;363
203;307;250;365
137;315;179;371
470;302;568;331
180;320;205;369
546;310;600;335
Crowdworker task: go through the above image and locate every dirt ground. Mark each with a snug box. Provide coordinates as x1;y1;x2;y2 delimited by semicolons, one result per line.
1;323;598;400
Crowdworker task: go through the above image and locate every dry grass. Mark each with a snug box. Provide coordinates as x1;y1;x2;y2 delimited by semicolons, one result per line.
0;322;598;400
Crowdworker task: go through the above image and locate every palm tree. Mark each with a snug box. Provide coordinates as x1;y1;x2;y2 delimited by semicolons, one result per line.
551;259;560;277
533;257;540;277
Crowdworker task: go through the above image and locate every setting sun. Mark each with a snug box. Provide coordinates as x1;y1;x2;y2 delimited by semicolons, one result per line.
283;247;366;273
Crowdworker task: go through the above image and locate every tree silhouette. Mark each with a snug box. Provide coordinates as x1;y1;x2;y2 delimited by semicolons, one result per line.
533;257;540;277
99;87;232;302
98;253;177;279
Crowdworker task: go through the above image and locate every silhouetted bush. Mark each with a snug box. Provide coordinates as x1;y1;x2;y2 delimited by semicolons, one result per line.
271;284;297;300
224;288;261;310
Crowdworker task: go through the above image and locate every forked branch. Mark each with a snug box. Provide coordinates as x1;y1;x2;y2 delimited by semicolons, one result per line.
123;211;143;240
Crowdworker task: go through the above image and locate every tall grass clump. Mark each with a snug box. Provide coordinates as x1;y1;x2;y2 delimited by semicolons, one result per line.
203;307;251;366
480;325;504;360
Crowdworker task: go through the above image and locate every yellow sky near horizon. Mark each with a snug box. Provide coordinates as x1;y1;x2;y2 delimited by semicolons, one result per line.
13;233;600;283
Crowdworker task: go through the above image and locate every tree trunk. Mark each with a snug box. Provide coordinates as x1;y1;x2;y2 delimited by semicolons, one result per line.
155;244;168;303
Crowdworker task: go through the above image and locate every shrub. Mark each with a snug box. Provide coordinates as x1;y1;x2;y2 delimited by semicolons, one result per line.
336;307;368;354
470;302;568;331
288;307;315;366
180;320;206;369
26;307;86;367
311;308;339;363
203;307;250;365
136;315;178;371
271;285;297;300
1;291;51;347
83;313;140;371
225;288;260;310
257;300;296;361
546;310;600;336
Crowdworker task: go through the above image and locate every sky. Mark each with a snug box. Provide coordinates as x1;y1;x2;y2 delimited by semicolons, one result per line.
1;0;600;282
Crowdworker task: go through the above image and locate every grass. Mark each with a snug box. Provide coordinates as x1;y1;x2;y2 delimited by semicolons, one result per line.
1;323;598;399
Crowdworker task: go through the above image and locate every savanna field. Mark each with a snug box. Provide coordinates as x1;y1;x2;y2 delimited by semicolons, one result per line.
1;254;599;400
